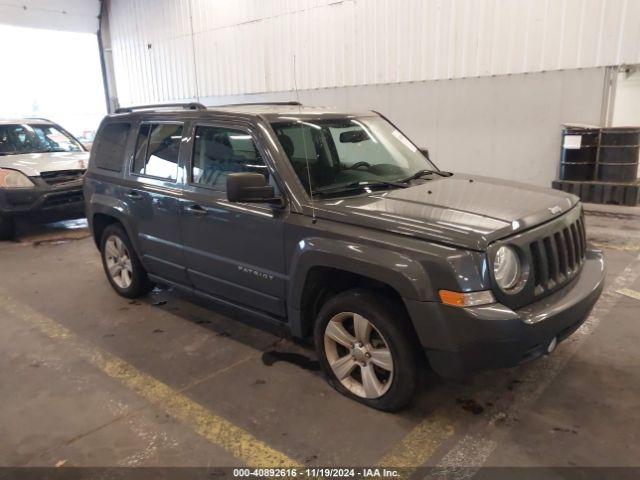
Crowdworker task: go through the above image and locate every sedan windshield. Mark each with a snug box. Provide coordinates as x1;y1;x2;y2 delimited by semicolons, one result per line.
0;124;84;156
271;116;439;196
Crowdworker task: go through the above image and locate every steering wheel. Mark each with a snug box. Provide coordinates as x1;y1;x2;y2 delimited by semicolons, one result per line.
346;161;372;170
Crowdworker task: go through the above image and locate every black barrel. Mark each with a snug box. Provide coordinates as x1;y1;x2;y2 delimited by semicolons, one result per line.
559;125;599;181
597;127;640;182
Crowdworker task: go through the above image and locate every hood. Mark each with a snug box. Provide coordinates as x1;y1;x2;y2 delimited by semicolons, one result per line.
0;151;89;177
314;174;579;250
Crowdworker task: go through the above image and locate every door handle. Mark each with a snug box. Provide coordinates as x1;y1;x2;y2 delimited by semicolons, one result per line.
125;190;143;200
186;204;208;216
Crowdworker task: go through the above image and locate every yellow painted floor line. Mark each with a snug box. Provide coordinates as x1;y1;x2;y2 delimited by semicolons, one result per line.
616;288;640;301
377;413;455;469
0;292;299;468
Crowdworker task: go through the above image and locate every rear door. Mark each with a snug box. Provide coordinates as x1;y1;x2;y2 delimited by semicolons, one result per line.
124;120;189;285
178;120;287;317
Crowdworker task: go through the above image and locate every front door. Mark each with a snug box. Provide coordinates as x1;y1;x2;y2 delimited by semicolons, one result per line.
178;122;287;317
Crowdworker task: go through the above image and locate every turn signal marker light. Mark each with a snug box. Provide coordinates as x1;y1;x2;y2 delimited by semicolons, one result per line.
439;290;495;307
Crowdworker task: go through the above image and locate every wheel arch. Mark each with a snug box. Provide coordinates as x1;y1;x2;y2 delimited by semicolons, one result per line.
92;212;120;247
287;238;433;338
89;203;141;257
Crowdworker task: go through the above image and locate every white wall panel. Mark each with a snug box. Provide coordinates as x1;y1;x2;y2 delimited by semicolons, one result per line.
107;0;640;105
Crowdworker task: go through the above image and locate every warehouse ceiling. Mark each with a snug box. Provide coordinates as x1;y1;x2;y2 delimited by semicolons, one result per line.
0;0;100;33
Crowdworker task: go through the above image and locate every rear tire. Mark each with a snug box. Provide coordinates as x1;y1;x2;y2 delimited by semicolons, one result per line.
100;223;154;298
0;215;15;241
314;289;419;411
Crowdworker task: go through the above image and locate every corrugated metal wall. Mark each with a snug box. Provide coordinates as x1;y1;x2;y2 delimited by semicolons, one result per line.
0;0;100;33
107;0;640;105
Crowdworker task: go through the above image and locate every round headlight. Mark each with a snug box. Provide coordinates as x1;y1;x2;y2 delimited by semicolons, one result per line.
493;245;521;291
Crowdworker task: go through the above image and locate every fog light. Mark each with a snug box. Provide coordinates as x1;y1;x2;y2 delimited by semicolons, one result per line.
439;290;495;307
547;337;557;354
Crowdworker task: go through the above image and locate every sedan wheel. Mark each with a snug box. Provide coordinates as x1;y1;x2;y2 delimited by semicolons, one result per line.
104;235;133;289
324;311;394;399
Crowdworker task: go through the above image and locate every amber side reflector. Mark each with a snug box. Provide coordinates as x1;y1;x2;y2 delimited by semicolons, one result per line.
439;290;495;307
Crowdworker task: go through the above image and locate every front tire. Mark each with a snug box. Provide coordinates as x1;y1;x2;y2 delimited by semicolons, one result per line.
100;223;154;298
314;289;419;411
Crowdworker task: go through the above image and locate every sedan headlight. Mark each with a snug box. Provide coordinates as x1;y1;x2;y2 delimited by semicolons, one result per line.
0;168;35;188
493;245;521;291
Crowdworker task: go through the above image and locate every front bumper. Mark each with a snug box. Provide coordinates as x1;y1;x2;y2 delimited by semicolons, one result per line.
0;178;85;223
405;249;605;378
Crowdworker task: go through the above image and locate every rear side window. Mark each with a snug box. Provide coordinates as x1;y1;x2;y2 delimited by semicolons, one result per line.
132;123;183;182
93;122;130;172
191;125;267;190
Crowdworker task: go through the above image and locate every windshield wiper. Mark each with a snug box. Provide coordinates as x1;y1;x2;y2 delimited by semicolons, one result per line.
400;169;453;183
313;180;408;197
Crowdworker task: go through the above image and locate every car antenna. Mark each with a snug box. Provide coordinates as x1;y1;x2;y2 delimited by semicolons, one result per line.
293;54;317;224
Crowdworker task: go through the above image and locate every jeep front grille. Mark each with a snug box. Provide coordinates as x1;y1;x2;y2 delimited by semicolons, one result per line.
40;169;85;185
528;213;586;295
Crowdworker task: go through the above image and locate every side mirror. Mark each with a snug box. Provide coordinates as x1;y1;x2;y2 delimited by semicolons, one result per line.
227;172;277;203
419;148;430;160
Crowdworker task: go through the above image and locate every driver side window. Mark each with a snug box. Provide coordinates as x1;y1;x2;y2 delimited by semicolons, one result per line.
191;126;268;191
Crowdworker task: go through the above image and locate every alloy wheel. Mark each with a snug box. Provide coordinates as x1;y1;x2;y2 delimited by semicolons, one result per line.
323;311;394;399
104;235;133;289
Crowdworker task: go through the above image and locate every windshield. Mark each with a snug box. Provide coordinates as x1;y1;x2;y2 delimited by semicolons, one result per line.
271;116;438;196
0;124;84;156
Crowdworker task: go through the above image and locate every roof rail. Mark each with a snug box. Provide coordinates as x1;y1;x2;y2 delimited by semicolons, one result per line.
115;102;207;114
215;101;302;108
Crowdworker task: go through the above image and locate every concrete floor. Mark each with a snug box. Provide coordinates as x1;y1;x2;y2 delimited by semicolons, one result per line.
0;206;639;471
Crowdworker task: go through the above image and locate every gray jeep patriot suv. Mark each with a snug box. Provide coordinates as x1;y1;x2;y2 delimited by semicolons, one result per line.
85;102;605;411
